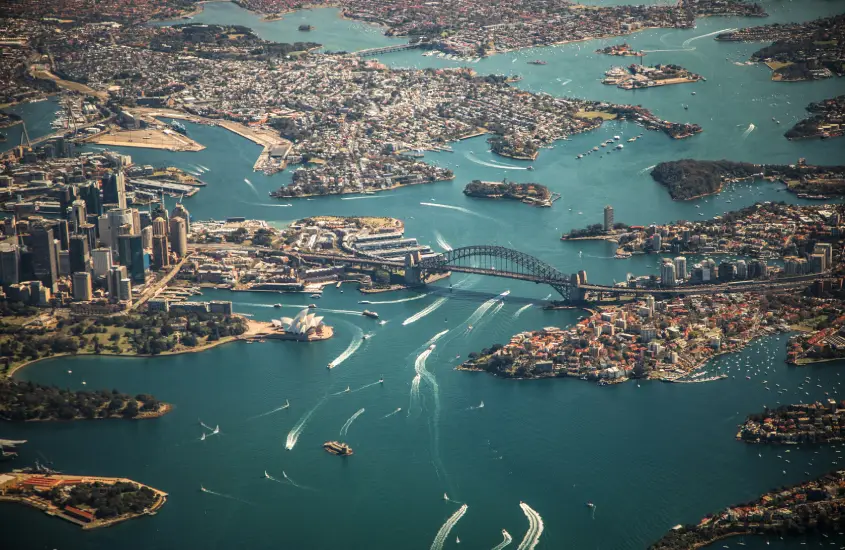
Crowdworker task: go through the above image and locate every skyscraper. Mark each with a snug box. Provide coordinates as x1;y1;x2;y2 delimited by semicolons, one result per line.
102;171;126;209
0;243;20;285
92;247;113;278
152;235;170;269
118;234;147;283
71;199;87;231
56;219;69;250
26;224;58;291
72;272;93;301
172;203;190;233
169;216;188;258
603;205;614;232
69;234;90;275
141;225;153;250
106;208;135;254
108;265;128;302
152;217;168;237
661;259;676;287
78;180;102;217
673;256;687;280
813;243;832;271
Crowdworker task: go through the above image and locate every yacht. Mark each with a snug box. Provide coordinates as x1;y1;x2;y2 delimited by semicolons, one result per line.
310;293;322;298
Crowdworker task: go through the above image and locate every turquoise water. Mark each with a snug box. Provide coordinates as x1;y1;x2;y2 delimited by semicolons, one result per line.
1;97;60;153
6;1;845;548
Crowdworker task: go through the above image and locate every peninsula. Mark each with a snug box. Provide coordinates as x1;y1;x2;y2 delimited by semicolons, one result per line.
650;159;845;200
0;379;169;422
0;473;167;529
737;401;845;445
649;470;845;549
602;63;702;90
716;14;845;82
463;180;554;207
785;95;845;141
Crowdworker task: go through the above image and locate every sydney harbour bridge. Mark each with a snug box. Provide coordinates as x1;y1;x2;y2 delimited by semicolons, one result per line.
296;245;827;303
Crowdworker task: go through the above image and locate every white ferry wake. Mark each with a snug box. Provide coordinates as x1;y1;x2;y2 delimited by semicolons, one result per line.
682;27;737;48
741;123;756;139
199;486;253;505
197;164;210;171
425;329;450;348
430;504;469;550
248;400;290;420
516;502;545;550
328;327;364;369
403;297;448;326
339;408;365;436
409;373;422;414
419;202;485;218
243;178;259;197
285;398;325;450
382;407;402;419
282;470;310;490
340;195;385;200
463;152;527;170
513;304;532;319
638;164;657;175
492;529;514;550
559;79;572;86
368;294;428;305
435;231;453;251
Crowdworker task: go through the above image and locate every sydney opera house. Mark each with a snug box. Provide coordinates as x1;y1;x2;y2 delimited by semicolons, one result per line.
270;308;333;341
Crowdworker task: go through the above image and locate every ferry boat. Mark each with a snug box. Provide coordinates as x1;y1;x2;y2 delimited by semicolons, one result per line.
362;310;379;319
308;303;317;309
273;303;282;308
527;60;547;65
310;293;322;298
323;441;353;456
359;300;372;304
170;120;187;135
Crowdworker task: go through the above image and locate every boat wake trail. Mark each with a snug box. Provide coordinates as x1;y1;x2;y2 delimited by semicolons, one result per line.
741;123;756;139
638;164;657;175
419;202;485;218
430;504;469;550
403;298;448;326
409;373;422;414
516;502;545;550
192;164;206;173
425;329;450;348
350;380;381;394
341;195;385;200
328;327;364;369
465;298;498;327
285;399;325;450
513;304;532;319
415;347;447;478
682;27;737;48
200;486;253;505
368;294;428;305
492;530;514;550
199;419;214;432
382;407;402;418
248;400;290;420
559;79;572;86
463;152;527;170
435;231;453;251
246;202;293;207
339;408;366;436
467;400;485;411
282;470;311;490
243;178;260;198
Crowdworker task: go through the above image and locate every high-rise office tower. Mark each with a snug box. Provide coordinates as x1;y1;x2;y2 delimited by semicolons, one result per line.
141;225;153;250
152;217;167;237
26;224;58;291
117;234;147;283
102;171;126;209
69;234;90;275
72;272;93;301
152;235;170;269
169;217;188;258
172;203;190;233
71;199;87;231
56;219;69;250
78;180;102;217
92;247;113;278
108;265;128;302
661;259;676;287
673;256;687;280
0;243;20;285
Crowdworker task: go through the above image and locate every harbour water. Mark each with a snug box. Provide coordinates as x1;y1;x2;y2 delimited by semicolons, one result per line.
5;1;845;548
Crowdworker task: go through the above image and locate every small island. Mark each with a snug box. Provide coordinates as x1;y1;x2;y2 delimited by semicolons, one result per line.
487;135;538;161
463;180;555;207
785;95;844;141
0;379;170;422
298;24;314;32
595;43;644;57
602;64;702;90
650;159;845;200
737;401;845;445
0;473;166;529
649;470;845;549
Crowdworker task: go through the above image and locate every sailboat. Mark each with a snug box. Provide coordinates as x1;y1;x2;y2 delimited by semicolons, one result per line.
201;433;206;441
284;399;290;408
264;470;270;479
456;537;460;544
443;493;449;501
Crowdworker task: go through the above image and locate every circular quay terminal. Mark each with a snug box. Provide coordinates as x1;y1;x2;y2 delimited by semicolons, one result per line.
0;0;844;548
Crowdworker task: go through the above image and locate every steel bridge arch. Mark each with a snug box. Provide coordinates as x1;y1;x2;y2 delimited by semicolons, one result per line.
417;245;573;299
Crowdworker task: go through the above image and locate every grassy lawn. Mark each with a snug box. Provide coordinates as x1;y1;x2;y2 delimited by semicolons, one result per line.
575;110;617;120
765;61;793;71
